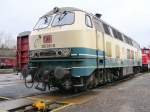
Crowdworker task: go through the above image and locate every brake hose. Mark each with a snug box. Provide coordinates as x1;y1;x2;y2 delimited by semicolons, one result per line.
24;68;40;88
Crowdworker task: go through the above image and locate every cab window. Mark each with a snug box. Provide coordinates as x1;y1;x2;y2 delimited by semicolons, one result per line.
52;12;75;26
85;15;93;28
34;16;52;30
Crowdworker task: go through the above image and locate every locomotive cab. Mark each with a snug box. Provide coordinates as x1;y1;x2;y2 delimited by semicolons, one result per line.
30;7;96;50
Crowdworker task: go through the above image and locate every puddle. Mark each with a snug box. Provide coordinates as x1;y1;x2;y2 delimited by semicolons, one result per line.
0;97;9;101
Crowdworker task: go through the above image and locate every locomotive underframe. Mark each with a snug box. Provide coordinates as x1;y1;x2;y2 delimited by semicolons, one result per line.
27;58;141;91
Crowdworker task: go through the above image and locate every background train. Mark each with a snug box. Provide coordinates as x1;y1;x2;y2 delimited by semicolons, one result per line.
0;49;16;69
16;7;148;91
142;48;150;71
0;57;16;69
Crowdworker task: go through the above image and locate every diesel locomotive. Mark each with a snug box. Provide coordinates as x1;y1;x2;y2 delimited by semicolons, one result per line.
25;7;142;91
141;48;150;71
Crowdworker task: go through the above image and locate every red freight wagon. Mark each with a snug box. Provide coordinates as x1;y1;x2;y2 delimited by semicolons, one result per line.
0;48;16;69
142;48;150;71
16;31;30;71
0;57;16;69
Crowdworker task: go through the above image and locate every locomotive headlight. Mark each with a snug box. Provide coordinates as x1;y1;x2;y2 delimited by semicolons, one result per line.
61;48;71;57
56;48;71;57
29;51;35;58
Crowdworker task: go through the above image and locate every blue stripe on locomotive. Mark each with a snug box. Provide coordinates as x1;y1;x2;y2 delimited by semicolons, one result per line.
29;47;104;77
29;47;140;77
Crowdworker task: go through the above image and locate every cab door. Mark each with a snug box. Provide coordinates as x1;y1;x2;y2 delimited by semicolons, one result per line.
93;18;105;69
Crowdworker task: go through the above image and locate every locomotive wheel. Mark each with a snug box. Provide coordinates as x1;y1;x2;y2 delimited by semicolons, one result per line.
85;75;93;89
97;70;114;85
83;73;98;90
98;72;105;85
94;74;99;87
106;70;114;83
102;72;107;84
113;71;120;80
97;70;105;85
137;67;141;73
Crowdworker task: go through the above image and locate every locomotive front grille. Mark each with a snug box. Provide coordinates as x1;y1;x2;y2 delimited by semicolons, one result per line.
39;50;56;57
30;48;71;58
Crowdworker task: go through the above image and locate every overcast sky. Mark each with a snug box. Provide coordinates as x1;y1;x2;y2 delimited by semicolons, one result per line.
0;0;149;47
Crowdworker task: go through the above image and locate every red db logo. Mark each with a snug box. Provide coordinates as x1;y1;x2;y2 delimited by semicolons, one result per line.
43;35;52;43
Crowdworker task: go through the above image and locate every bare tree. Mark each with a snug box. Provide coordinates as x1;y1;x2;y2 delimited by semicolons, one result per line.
0;31;16;49
0;31;4;48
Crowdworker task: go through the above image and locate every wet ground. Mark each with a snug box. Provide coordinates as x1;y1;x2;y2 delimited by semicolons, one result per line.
60;73;150;112
0;73;44;98
1;73;150;112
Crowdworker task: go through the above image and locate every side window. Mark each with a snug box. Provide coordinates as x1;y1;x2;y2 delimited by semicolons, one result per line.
109;27;114;37
124;35;129;44
106;42;112;57
131;50;134;59
115;45;120;58
122;47;125;57
85;15;93;28
127;49;130;59
135;52;138;60
117;32;123;41
112;28;118;39
103;23;111;35
111;28;123;41
124;36;133;46
129;39;133;46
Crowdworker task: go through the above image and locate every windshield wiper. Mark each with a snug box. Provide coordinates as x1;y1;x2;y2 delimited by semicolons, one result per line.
58;11;68;22
44;16;48;24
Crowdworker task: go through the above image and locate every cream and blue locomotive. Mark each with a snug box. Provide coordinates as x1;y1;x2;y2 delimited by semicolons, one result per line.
27;7;141;90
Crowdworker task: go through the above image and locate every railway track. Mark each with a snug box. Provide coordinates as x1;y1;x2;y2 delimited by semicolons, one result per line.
0;73;142;112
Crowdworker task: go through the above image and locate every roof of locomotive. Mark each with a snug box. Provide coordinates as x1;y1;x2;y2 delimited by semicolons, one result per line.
43;7;92;16
42;7;140;48
43;7;111;27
